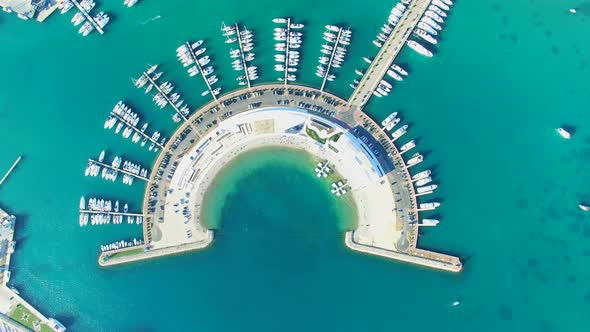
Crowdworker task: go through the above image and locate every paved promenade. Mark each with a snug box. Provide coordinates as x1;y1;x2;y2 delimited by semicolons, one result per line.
348;0;432;109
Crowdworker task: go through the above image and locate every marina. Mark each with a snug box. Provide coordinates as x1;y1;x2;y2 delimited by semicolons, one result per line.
2;0;590;329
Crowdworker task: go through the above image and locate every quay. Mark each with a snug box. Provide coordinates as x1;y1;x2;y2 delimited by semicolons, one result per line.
234;23;252;89
320;27;343;92
0;208;66;331
0;156;22;187
109;111;164;149
70;0;104;34
142;71;190;124
88;159;150;182
348;0;431;109
184;42;218;102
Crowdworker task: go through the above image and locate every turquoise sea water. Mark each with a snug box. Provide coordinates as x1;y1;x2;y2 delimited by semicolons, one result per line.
1;0;590;330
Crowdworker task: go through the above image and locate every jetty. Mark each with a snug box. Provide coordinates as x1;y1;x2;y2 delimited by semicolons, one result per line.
282;18;292;86
87;159;150;182
141;71;190;123
184;42;218;101
234;23;252;89
70;0;104;34
348;0;431;109
0;157;21;187
320;27;343;92
109;111;164;149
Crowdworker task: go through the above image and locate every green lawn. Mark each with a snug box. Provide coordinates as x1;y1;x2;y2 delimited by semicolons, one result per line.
110;247;144;259
330;132;342;142
305;126;327;144
9;304;41;330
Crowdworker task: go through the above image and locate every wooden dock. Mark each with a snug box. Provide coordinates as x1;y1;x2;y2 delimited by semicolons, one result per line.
71;0;104;34
348;0;431;109
0;156;22;187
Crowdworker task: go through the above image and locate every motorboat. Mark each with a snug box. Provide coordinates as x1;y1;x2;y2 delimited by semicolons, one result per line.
407;40;433;57
557;127;571;139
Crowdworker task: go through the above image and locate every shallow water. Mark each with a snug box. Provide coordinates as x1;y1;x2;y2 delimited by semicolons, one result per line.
0;0;590;330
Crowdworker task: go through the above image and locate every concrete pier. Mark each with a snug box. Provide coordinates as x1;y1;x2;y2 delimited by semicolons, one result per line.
0;157;21;187
348;0;431;109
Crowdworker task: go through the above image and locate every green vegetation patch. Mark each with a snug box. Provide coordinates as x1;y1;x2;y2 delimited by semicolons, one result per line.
9;304;41;330
305;126;327;144
330;132;342;142
111;247;144;259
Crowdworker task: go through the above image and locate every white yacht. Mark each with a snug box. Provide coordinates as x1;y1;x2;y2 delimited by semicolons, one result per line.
429;5;448;17
414;29;438;45
421;219;440;226
407;40;433;57
391;64;408;75
579;204;589;211
391;125;408;140
387;70;404;81
420;202;440;209
425;10;444;24
417;184;437;193
433;0;450;11
381;112;398;126
557;127;571;139
407;153;423;166
400;140;416;152
418;22;438;35
415;176;432;186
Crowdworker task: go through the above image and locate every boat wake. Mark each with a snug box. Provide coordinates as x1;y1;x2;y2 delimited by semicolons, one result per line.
139;15;162;25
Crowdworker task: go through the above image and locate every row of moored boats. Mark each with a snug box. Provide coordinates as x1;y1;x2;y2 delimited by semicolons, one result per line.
68;0;110;36
273;17;304;82
105;100;165;152
407;0;454;57
100;238;144;253
177;40;222;98
316;25;352;83
84;150;149;186
134;65;192;123
222;23;259;85
380;111;440;225
79;196;143;226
